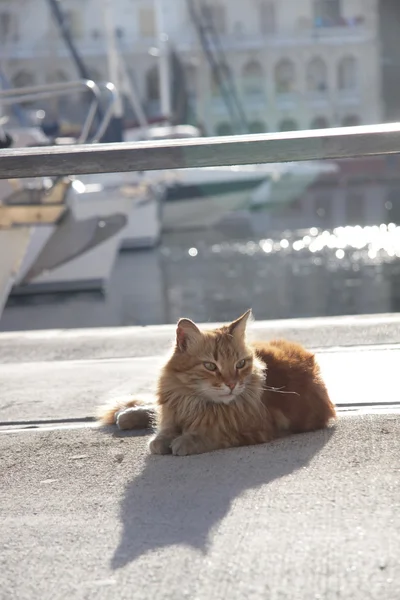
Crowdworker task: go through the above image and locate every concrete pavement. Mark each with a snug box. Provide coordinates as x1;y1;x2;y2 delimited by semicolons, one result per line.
1;312;400;363
1;416;399;600
1;317;399;599
0;344;399;425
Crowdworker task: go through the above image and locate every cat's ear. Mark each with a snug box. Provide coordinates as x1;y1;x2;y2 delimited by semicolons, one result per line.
176;318;202;351
228;309;252;337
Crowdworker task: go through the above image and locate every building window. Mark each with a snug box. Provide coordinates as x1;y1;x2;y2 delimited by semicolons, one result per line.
12;70;35;88
211;64;231;97
297;16;311;30
248;120;267;133
311;116;329;129
338;56;357;91
45;70;70;113
233;21;244;36
46;70;69;84
185;65;197;99
215;122;233;136
139;7;156;37
313;0;341;24
346;192;364;225
279;118;298;132
307;57;328;92
0;11;11;41
63;10;82;38
342;115;360;127
201;3;226;35
260;2;276;35
275;59;295;94
242;60;264;98
146;66;160;101
0;11;18;42
11;71;35;106
185;65;197;121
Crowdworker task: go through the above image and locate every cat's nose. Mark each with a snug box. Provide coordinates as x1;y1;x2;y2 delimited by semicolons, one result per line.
226;381;236;391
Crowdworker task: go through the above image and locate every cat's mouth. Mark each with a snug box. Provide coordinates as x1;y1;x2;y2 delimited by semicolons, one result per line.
211;395;235;405
202;386;242;403
215;389;241;400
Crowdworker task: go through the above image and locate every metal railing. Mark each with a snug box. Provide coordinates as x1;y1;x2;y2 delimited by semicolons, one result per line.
0;122;400;180
0;79;117;144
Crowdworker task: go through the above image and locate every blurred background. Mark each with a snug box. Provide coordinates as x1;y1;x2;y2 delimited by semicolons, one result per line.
1;0;400;330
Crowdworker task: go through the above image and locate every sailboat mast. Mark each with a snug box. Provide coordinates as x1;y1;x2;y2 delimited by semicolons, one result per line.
154;0;171;123
102;0;124;140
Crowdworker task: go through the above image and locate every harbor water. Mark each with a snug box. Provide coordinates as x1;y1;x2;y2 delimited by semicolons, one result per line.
1;223;400;331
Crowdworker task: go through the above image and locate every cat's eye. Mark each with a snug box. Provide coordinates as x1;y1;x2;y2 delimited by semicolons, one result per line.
203;362;217;371
236;359;246;369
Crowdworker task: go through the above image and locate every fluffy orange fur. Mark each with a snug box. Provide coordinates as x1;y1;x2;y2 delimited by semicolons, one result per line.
98;310;335;455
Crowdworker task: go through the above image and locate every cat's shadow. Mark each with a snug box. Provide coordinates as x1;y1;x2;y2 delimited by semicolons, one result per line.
111;427;335;570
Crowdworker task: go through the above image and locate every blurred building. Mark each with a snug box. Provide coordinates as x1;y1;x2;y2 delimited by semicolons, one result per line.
0;0;384;133
178;0;382;134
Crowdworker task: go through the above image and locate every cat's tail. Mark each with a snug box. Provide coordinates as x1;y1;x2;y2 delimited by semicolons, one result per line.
96;395;156;430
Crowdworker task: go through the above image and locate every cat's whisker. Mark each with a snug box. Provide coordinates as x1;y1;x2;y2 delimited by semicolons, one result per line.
260;385;300;396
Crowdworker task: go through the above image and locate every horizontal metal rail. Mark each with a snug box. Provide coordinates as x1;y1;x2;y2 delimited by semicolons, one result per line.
0;123;400;179
0;80;101;145
0;79;99;104
0;80;117;145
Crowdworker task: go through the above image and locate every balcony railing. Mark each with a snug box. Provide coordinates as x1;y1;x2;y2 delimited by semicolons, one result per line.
209;96;230;115
178;23;371;51
336;89;361;106
3;22;372;62
275;92;299;109
307;91;330;107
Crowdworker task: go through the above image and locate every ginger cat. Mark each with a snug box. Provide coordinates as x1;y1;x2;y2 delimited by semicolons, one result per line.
98;310;335;455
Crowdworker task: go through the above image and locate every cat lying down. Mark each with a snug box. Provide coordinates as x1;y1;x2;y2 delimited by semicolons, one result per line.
97;310;336;456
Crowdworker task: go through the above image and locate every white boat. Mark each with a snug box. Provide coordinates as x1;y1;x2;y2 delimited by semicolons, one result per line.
0;227;32;316
71;175;163;250
0;176;128;297
124;125;338;231
2;176;162;298
0;82;162;317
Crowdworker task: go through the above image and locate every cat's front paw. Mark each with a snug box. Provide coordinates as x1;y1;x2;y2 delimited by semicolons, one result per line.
171;434;203;456
149;435;172;455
